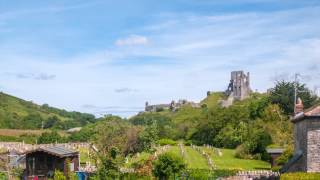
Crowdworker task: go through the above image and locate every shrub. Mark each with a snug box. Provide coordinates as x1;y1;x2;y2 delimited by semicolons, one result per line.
37;131;66;144
183;140;192;146
54;170;66;180
276;146;293;166
158;139;177;146
281;173;320;180
153;152;186;179
235;144;252;159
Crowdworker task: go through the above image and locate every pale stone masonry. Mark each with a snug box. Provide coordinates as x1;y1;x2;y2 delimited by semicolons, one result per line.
221;71;251;107
283;100;320;172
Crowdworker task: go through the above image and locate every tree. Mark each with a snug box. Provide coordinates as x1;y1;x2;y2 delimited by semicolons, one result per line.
137;125;159;152
153;152;186;180
37;131;65;144
269;81;318;115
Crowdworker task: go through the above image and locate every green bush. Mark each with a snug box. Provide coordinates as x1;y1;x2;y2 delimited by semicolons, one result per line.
158;139;177;146
37;130;66;144
176;169;238;179
276;146;293;165
0;172;7;180
120;173;151;180
183;140;192;146
54;170;66;180
153;152;186;179
281;173;320;180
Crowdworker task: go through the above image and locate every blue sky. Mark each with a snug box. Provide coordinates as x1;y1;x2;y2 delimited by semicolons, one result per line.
0;0;319;117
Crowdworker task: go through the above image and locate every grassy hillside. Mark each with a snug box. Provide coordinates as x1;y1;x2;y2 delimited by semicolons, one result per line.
200;92;224;109
0;92;95;129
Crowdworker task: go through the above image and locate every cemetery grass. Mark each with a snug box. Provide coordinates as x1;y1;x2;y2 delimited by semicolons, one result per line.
169;146;209;169
126;146;270;170
202;147;271;170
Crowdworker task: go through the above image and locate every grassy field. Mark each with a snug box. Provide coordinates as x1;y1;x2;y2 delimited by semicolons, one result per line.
0;129;68;137
202;147;270;170
114;145;271;171
165;145;270;170
169;146;209;169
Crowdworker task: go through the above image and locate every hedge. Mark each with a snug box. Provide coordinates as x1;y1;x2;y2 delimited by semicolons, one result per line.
281;173;320;180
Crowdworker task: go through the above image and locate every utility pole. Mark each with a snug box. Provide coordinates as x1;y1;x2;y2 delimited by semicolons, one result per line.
294;73;299;114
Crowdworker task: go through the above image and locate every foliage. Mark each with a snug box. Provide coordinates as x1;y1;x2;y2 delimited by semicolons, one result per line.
158;139;177;146
137;125;159;152
152;152;186;179
68;124;95;142
53;170;66;180
0;92;96;130
37;130;66;144
269;81;318;115
0;172;6;180
235;129;272;160
276;146;293;166
65;159;77;180
95;154;119;179
281;173;320;180
93;116;142;156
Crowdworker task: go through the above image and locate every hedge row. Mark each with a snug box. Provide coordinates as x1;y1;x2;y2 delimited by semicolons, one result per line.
281;173;320;180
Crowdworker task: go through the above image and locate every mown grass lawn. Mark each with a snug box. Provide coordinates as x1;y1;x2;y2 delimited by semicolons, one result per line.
168;146;209;169
202;147;270;170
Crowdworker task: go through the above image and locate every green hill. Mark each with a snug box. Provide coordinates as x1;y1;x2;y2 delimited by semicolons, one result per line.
0;92;95;130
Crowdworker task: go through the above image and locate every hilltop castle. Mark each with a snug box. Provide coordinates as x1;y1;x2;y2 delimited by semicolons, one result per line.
221;71;252;107
145;100;200;112
145;70;252;112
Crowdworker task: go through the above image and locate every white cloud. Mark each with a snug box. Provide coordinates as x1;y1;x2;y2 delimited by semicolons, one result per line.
115;35;149;46
1;5;320;117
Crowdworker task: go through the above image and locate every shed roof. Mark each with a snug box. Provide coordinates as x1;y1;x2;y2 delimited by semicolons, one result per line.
26;146;78;158
266;148;284;154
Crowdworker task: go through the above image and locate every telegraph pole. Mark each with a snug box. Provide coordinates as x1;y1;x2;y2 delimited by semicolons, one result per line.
294;73;298;114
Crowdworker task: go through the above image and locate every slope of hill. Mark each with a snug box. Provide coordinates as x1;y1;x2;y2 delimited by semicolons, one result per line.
0;92;95;129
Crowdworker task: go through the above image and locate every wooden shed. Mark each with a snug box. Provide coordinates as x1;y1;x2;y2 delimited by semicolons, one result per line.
24;146;79;180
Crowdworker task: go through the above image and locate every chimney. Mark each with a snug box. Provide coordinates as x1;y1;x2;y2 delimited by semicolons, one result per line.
295;97;304;114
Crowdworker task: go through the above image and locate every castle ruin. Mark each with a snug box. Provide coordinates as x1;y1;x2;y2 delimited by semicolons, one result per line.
145;99;200;112
225;71;251;100
221;71;251;107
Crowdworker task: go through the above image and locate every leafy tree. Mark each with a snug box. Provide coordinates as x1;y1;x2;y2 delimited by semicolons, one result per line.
68;124;95;142
37;131;65;144
153;152;186;180
269;81;318;115
137;125;159;152
44;116;59;129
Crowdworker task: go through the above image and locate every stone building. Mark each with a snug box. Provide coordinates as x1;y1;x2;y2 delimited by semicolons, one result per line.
221;71;251;107
145;99;200;112
282;99;320;172
225;71;251;100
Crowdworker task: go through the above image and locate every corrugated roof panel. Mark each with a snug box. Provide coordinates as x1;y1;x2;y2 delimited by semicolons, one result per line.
40;146;78;157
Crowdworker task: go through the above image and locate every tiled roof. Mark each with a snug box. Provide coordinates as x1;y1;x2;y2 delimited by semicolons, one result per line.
305;105;320;116
292;105;320;122
26;146;78;157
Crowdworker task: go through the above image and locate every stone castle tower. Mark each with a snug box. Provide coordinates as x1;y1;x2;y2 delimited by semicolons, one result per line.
225;71;251;100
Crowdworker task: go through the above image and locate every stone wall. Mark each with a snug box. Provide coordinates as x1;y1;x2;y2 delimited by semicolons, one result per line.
289;117;320;172
307;128;320;172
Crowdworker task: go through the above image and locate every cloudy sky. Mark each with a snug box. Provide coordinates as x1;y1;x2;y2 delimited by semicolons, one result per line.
0;0;319;117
